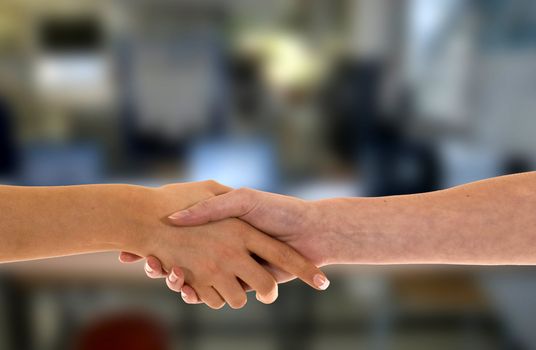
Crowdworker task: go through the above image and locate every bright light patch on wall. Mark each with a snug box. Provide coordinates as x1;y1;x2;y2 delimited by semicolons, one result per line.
34;54;114;107
237;30;324;93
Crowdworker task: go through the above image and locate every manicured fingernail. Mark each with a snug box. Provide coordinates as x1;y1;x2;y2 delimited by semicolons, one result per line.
144;263;153;273
168;210;190;220
314;274;330;290
169;271;178;283
182;291;195;303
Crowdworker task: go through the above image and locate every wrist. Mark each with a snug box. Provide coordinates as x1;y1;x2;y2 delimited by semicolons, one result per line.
115;181;225;259
107;184;160;255
311;195;428;265
306;199;343;266
309;197;376;265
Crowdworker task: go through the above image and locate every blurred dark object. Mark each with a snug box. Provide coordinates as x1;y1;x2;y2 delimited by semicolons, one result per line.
39;17;103;53
361;130;441;196
229;55;264;118
502;155;533;176
322;59;440;196
73;313;170;350
0;97;18;176
321;59;379;162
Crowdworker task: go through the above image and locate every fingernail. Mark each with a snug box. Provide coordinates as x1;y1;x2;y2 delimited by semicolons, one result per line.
182;291;194;303
144;264;153;273
314;274;330;290
255;293;265;303
169;271;178;283
168;210;190;220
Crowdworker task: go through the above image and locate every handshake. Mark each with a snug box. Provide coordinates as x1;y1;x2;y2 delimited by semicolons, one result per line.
2;172;532;309
118;181;332;310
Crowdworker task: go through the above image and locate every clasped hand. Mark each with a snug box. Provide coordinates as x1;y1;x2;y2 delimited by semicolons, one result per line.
121;181;329;309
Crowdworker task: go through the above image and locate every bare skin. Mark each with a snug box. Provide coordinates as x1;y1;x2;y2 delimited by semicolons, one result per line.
123;172;536;303
0;181;329;309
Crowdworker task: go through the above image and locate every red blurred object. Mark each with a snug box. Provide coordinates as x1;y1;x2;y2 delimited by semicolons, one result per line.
73;313;170;350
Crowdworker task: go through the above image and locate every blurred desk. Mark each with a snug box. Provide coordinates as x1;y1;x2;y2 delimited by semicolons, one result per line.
0;252;148;284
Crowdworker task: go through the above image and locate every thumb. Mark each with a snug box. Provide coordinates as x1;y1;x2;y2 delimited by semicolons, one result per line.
168;188;256;226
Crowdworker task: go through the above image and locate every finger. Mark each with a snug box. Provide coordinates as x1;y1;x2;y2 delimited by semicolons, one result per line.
214;276;248;309
181;285;203;304
247;234;330;291
236;263;293;292
166;267;186;293
262;262;297;285
196;287;226;310
168;188;255;225
118;252;143;263
144;256;167;279
236;256;278;304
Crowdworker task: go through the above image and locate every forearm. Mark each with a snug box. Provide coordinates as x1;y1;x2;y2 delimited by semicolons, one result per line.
315;172;536;265
0;184;155;262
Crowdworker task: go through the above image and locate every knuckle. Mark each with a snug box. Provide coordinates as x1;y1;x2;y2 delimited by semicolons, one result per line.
235;187;253;201
203;179;219;188
228;223;250;243
217;245;238;261
197;199;212;211
204;179;224;193
234;188;260;218
203;261;221;275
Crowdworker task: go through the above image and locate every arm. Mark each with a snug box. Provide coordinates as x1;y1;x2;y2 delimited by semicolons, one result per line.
0;184;154;262
0;182;328;309
314;171;536;265
171;172;536;265
160;172;535;302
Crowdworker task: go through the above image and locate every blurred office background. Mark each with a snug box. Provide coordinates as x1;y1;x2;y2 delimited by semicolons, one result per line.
0;0;535;349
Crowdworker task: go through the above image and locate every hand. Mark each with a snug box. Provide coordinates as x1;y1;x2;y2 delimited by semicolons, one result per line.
118;253;308;305
168;187;330;266
120;182;329;309
125;186;331;304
